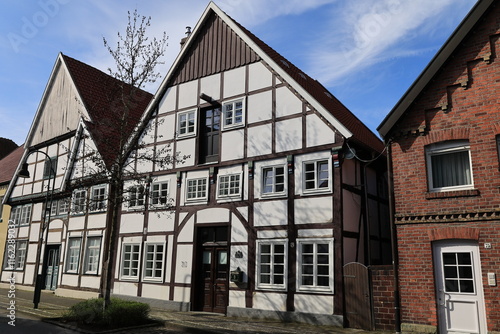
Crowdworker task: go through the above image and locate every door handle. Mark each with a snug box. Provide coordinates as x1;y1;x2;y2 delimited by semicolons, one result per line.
438;289;446;307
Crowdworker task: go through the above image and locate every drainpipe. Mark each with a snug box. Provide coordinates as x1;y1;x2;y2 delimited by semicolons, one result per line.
387;142;402;334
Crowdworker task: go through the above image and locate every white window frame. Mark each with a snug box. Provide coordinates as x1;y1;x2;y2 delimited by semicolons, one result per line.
120;243;141;280
128;185;145;209
72;189;87;214
303;159;331;193
14;240;28;270
90;185;107;212
177;109;197;138
186;177;208;202
216;173;242;199
10;205;31;226
426;141;474;192
58;198;70;215
84;236;102;275
256;239;287;290
297;238;334;293
142;242;166;282
261;165;286;197
151;181;169;206
66;238;82;273
43;156;57;179
221;98;245;130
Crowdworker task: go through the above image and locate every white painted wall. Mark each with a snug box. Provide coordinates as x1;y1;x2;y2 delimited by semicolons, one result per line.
175;244;193;284
248;62;272;92
294;197;333;224
247;91;272;123
253;292;287;311
294;294;333;314
221;129;245;161
275;86;302;118
178;81;198;110
275;118;302;153
247;124;272;157
158;86;177;114
141;283;170;300
223;67;245;98
200;73;221;101
306;114;336;147
254;200;287;226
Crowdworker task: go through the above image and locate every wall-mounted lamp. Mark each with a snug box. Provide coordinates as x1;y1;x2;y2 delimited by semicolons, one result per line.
176;171;182;188
287;155;294;174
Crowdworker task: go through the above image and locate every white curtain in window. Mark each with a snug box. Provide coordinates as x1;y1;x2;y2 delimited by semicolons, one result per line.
432;151;471;188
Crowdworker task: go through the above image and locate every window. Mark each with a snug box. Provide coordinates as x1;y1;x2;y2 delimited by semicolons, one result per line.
121;244;140;279
304;160;330;192
297;238;334;292
199;107;221;163
143;243;165;281
84;237;101;274
151;182;169;206
10;205;32;226
262;166;286;196
177;110;196;137
128;186;145;208
58;198;69;215
4;240;28;270
43;156;57;179
90;185;107;212
426;141;473;192
222;99;245;129
66;238;82;273
217;174;242;199
72;189;87;214
442;252;474;293
186;178;208;201
256;240;287;290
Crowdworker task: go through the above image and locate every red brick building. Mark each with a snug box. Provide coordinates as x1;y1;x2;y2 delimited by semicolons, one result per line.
378;0;500;333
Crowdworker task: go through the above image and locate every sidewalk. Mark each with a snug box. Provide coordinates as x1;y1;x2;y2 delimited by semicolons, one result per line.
0;287;391;333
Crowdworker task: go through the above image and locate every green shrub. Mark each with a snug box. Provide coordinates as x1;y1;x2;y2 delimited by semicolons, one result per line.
63;298;151;329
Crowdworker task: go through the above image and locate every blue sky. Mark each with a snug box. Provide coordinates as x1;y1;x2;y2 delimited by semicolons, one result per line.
0;0;478;146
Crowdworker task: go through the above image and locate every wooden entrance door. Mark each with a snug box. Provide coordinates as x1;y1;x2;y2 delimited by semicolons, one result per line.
44;245;60;290
434;241;487;334
344;262;373;330
194;226;228;313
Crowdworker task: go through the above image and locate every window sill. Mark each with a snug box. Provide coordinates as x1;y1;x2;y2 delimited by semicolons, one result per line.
426;188;480;199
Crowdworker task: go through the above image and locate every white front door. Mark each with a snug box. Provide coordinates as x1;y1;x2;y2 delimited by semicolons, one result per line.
433;241;487;334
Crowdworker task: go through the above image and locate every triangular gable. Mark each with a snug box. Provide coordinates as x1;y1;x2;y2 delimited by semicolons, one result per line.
377;0;495;138
26;53;90;147
171;11;260;85
134;1;384;154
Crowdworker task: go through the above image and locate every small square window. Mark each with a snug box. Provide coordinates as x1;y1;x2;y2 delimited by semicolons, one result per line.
177;110;197;137
43;156;57;179
426;141;473;192
186;178;208;201
151;182;169;206
217;174;242;199
262;166;286;196
303;160;330;192
128;186;145;209
222;99;245;130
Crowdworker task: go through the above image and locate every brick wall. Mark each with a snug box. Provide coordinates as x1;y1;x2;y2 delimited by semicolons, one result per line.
388;3;500;332
370;265;396;331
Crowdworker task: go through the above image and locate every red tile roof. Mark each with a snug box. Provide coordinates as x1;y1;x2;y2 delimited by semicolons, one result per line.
233;21;385;153
0;145;24;185
62;54;153;169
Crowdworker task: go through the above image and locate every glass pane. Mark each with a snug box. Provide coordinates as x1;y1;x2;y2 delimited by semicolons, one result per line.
261;244;271;254
274;244;284;253
302;244;313;254
261;264;271;274
318;255;329;265
261;255;271;263
317;265;329;275
203;251;211;264
261;274;270;284
443;253;456;265
302;264;314;275
274;265;284;274
445;279;459;292
318;276;329;287
274;275;284;284
457;253;471;265
219;251;227;265
458;266;473;279
302;255;314;264
460;280;474;293
444;266;458;279
302;276;313;286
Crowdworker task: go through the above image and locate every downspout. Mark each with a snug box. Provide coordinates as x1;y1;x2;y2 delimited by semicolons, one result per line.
387;141;401;334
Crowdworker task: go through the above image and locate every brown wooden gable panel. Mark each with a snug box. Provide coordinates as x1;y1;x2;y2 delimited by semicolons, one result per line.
172;13;260;85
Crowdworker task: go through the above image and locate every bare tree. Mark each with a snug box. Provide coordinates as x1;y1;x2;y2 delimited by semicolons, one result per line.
69;10;185;309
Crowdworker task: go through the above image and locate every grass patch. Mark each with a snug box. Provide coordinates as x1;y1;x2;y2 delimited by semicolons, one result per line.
62;297;154;331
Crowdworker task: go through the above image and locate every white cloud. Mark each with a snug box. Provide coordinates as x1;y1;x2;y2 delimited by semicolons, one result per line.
308;0;475;85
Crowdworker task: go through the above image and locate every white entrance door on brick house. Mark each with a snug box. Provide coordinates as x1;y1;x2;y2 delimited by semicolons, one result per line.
433;240;487;334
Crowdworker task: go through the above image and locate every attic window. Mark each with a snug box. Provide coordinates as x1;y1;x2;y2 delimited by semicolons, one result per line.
299;72;306;80
280;59;290;68
324;92;333;99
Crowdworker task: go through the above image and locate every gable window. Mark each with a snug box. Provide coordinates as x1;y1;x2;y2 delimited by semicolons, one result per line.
426;141;473;192
262;166;286;196
84;236;101;275
43;156;57;179
256;240;287;290
217;174;242;199
304;160;330;192
121;243;140;279
186;178;208;201
143;243;165;281
90;185;107;212
128;185;145;209
177;110;196;137
151;182;169;206
66;238;82;273
72;189;87;214
297;238;334;293
222;99;245;130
